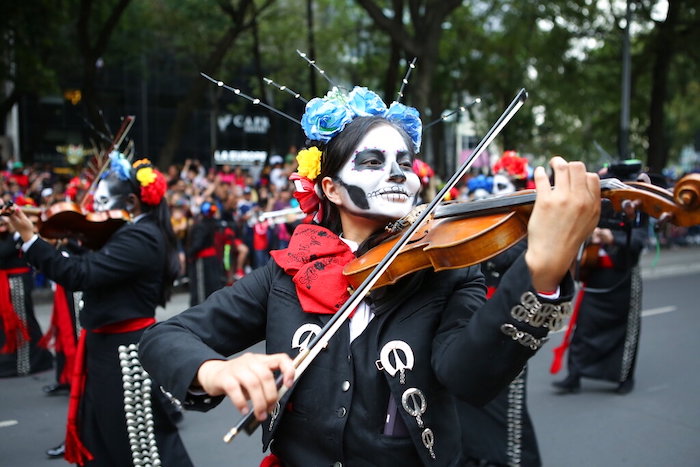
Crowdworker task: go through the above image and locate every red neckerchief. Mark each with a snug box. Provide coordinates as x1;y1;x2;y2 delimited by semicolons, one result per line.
64;317;156;466
270;224;356;315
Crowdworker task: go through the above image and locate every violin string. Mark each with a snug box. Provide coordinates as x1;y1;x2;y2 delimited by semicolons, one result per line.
200;73;302;125
397;58;417;103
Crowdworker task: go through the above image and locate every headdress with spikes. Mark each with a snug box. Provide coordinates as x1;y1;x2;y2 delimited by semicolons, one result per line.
202;53;478;219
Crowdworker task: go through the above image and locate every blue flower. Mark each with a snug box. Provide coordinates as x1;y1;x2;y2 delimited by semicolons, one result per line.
301;97;354;143
105;151;132;181
300;87;423;152
347;87;387;117
386;102;422;152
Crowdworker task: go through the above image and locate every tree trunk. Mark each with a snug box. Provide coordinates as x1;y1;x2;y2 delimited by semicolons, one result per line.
158;26;245;167
355;0;463;176
76;0;133;145
158;0;274;167
646;0;680;173
0;88;20;131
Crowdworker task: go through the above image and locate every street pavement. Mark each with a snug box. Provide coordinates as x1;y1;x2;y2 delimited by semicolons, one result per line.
2;245;700;466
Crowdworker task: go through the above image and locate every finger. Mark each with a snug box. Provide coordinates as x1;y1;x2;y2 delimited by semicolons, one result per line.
532;166;551;193
586;172;601;194
248;360;280;411
266;353;296;388
549;156;570;190
568;161;589;194
222;377;250;415
236;368;268;421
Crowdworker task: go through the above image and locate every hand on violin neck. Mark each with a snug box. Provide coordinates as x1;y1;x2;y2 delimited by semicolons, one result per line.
1;203;35;243
590;227;614;245
525;157;601;291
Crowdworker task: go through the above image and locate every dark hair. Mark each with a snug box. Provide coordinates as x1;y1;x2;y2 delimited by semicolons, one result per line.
145;200;180;306
103;171;179;306
314;116;415;235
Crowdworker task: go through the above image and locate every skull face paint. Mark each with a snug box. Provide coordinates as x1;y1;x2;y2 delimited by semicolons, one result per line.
335;124;420;221
93;178;128;212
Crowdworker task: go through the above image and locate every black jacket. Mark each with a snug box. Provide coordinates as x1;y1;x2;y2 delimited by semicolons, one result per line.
24;216;166;329
140;252;573;466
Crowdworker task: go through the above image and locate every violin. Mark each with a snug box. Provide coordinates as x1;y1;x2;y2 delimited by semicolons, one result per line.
2;115;138;249
343;174;700;290
2;200;130;250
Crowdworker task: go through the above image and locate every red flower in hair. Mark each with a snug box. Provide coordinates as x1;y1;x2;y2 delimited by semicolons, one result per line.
133;159;167;206
140;171;167;205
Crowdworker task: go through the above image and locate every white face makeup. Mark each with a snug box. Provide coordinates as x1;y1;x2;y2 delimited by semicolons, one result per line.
93;179;125;212
335;124;420;221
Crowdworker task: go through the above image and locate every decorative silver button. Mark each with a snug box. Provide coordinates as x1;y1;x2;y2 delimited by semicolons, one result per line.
334;462;342;467
337;407;347;418
341;381;350;392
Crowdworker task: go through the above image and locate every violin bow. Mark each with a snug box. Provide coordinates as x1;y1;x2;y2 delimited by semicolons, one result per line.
80;115;136;210
223;89;529;442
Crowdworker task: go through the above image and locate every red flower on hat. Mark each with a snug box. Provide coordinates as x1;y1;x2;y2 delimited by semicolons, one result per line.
493;151;528;180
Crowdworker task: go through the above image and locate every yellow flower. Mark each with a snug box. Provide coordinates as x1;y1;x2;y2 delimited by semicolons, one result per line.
136;166;157;186
296;147;322;180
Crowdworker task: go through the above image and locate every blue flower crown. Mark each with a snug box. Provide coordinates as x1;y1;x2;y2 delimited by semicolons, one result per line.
301;86;422;152
103;151;132;181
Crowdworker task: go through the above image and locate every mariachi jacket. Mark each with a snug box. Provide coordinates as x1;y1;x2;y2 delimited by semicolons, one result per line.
23;216;166;330
140;253;573;467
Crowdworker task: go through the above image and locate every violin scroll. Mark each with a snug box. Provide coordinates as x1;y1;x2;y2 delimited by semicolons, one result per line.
605;174;700;227
673;173;700;210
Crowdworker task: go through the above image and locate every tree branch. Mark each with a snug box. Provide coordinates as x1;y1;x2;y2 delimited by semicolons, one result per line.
356;0;419;52
93;0;132;57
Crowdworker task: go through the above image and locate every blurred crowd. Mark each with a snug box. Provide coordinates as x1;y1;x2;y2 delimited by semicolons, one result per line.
2;150;699;293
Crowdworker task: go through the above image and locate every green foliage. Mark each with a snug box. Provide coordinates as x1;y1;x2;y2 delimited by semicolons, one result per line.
3;0;698;171
1;0;73;96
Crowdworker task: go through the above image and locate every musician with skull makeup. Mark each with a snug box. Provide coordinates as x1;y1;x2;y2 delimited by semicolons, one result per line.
140;86;600;466
4;154;192;466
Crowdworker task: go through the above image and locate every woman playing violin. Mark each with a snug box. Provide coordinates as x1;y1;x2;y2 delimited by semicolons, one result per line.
139;86;601;466
3;154;192;466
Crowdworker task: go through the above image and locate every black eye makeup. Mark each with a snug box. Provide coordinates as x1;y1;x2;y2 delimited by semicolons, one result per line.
353;149;386;170
396;151;414;170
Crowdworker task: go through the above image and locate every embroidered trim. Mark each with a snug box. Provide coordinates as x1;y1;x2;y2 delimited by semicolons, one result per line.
9;276;30;375
510;291;572;331
501;324;548;350
119;343;162;467
506;369;526;466
621;266;642;382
